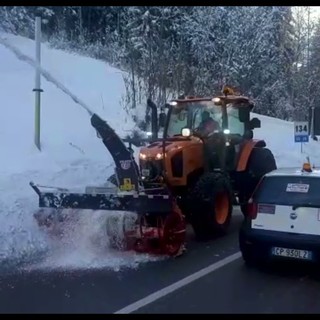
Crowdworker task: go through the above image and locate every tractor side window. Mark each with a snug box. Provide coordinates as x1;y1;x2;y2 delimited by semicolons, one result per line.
210;109;223;126
227;105;245;135
167;108;188;137
193;110;202;128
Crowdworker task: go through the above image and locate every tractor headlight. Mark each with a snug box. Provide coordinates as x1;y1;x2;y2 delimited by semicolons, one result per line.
155;153;163;160
223;129;230;135
182;128;191;137
139;153;147;160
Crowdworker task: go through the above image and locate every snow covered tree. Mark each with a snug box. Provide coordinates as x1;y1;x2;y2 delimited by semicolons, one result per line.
247;6;295;119
290;7;315;120
0;5;307;122
179;6;295;119
308;21;320;114
0;6;34;37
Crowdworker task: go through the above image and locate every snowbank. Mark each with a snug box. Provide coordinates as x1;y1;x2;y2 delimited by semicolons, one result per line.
0;33;150;272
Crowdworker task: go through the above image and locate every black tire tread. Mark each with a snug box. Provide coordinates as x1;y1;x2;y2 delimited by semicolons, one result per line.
189;172;233;240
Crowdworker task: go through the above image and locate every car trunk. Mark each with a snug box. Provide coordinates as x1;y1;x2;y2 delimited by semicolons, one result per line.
251;175;320;236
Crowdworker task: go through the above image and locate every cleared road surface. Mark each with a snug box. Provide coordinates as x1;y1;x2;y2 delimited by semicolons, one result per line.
1;210;320;314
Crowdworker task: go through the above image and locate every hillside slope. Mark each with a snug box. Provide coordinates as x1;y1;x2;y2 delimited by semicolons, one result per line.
0;33;148;271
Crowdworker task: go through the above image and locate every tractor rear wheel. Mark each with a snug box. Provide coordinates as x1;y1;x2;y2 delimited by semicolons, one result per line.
239;147;276;216
189;172;233;241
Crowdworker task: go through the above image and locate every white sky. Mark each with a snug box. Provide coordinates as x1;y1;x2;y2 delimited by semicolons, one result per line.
310;6;320;19
292;6;320;21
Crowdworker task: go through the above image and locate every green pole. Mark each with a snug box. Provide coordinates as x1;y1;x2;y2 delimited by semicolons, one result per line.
34;16;42;151
34;89;41;150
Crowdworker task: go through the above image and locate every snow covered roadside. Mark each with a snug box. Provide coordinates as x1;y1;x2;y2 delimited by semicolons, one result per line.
253;113;320;168
0;33;153;272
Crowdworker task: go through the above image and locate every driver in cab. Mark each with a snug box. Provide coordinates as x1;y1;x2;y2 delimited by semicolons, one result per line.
197;111;220;136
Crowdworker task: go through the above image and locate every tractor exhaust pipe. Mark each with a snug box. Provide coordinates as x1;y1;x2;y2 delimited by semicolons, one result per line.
147;99;158;140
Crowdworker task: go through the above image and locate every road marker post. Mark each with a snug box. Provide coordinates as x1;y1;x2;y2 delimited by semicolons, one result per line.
294;121;309;154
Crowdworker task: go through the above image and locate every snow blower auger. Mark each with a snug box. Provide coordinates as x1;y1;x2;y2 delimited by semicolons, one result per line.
30;107;186;257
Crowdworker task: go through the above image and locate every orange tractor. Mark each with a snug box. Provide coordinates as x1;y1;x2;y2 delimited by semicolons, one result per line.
30;89;277;257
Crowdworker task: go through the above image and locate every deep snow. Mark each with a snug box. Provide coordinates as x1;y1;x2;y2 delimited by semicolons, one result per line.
0;33;152;272
0;32;319;272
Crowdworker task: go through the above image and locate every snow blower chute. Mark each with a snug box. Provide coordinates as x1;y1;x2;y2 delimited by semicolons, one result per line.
30;103;186;257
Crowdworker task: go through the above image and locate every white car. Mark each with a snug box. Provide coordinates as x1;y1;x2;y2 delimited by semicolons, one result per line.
239;162;320;266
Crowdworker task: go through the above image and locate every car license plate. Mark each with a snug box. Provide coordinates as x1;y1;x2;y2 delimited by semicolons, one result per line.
272;247;312;260
141;169;150;177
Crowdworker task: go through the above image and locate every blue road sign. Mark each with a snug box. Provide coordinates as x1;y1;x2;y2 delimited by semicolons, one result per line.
294;121;309;143
295;135;309;143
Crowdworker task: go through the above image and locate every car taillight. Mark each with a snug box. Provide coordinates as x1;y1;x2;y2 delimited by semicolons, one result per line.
247;199;258;219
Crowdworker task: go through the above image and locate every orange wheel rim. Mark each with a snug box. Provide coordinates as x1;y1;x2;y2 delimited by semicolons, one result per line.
214;193;229;224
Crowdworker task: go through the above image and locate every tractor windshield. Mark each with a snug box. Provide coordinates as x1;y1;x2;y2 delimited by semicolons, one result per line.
166;101;245;137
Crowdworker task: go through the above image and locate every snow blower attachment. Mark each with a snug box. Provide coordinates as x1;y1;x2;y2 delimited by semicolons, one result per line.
30;112;186;257
30;89;277;257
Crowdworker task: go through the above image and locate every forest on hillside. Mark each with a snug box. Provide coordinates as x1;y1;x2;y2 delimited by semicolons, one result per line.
1;6;320;123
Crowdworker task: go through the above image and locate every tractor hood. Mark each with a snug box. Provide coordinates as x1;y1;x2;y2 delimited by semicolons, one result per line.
139;136;202;160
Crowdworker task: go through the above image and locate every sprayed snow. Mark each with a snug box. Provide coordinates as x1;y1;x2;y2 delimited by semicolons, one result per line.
0;36;94;117
1;32;320;273
23;211;163;273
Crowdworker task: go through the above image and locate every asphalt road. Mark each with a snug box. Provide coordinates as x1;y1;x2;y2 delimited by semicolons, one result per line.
1;209;320;314
135;259;320;314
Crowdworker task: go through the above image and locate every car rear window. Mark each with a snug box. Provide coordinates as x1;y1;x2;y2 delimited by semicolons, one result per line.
253;175;320;207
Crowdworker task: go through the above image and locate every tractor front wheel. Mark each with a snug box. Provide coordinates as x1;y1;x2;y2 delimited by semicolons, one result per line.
189;172;233;241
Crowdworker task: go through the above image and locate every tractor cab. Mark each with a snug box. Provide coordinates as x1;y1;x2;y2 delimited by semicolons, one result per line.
158;95;261;173
139;92;262;187
162;95;260;142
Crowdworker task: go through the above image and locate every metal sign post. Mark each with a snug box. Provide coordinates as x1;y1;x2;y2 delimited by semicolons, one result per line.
33;16;43;151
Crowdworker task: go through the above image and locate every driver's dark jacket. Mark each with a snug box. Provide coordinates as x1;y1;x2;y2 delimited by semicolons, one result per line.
198;118;219;135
